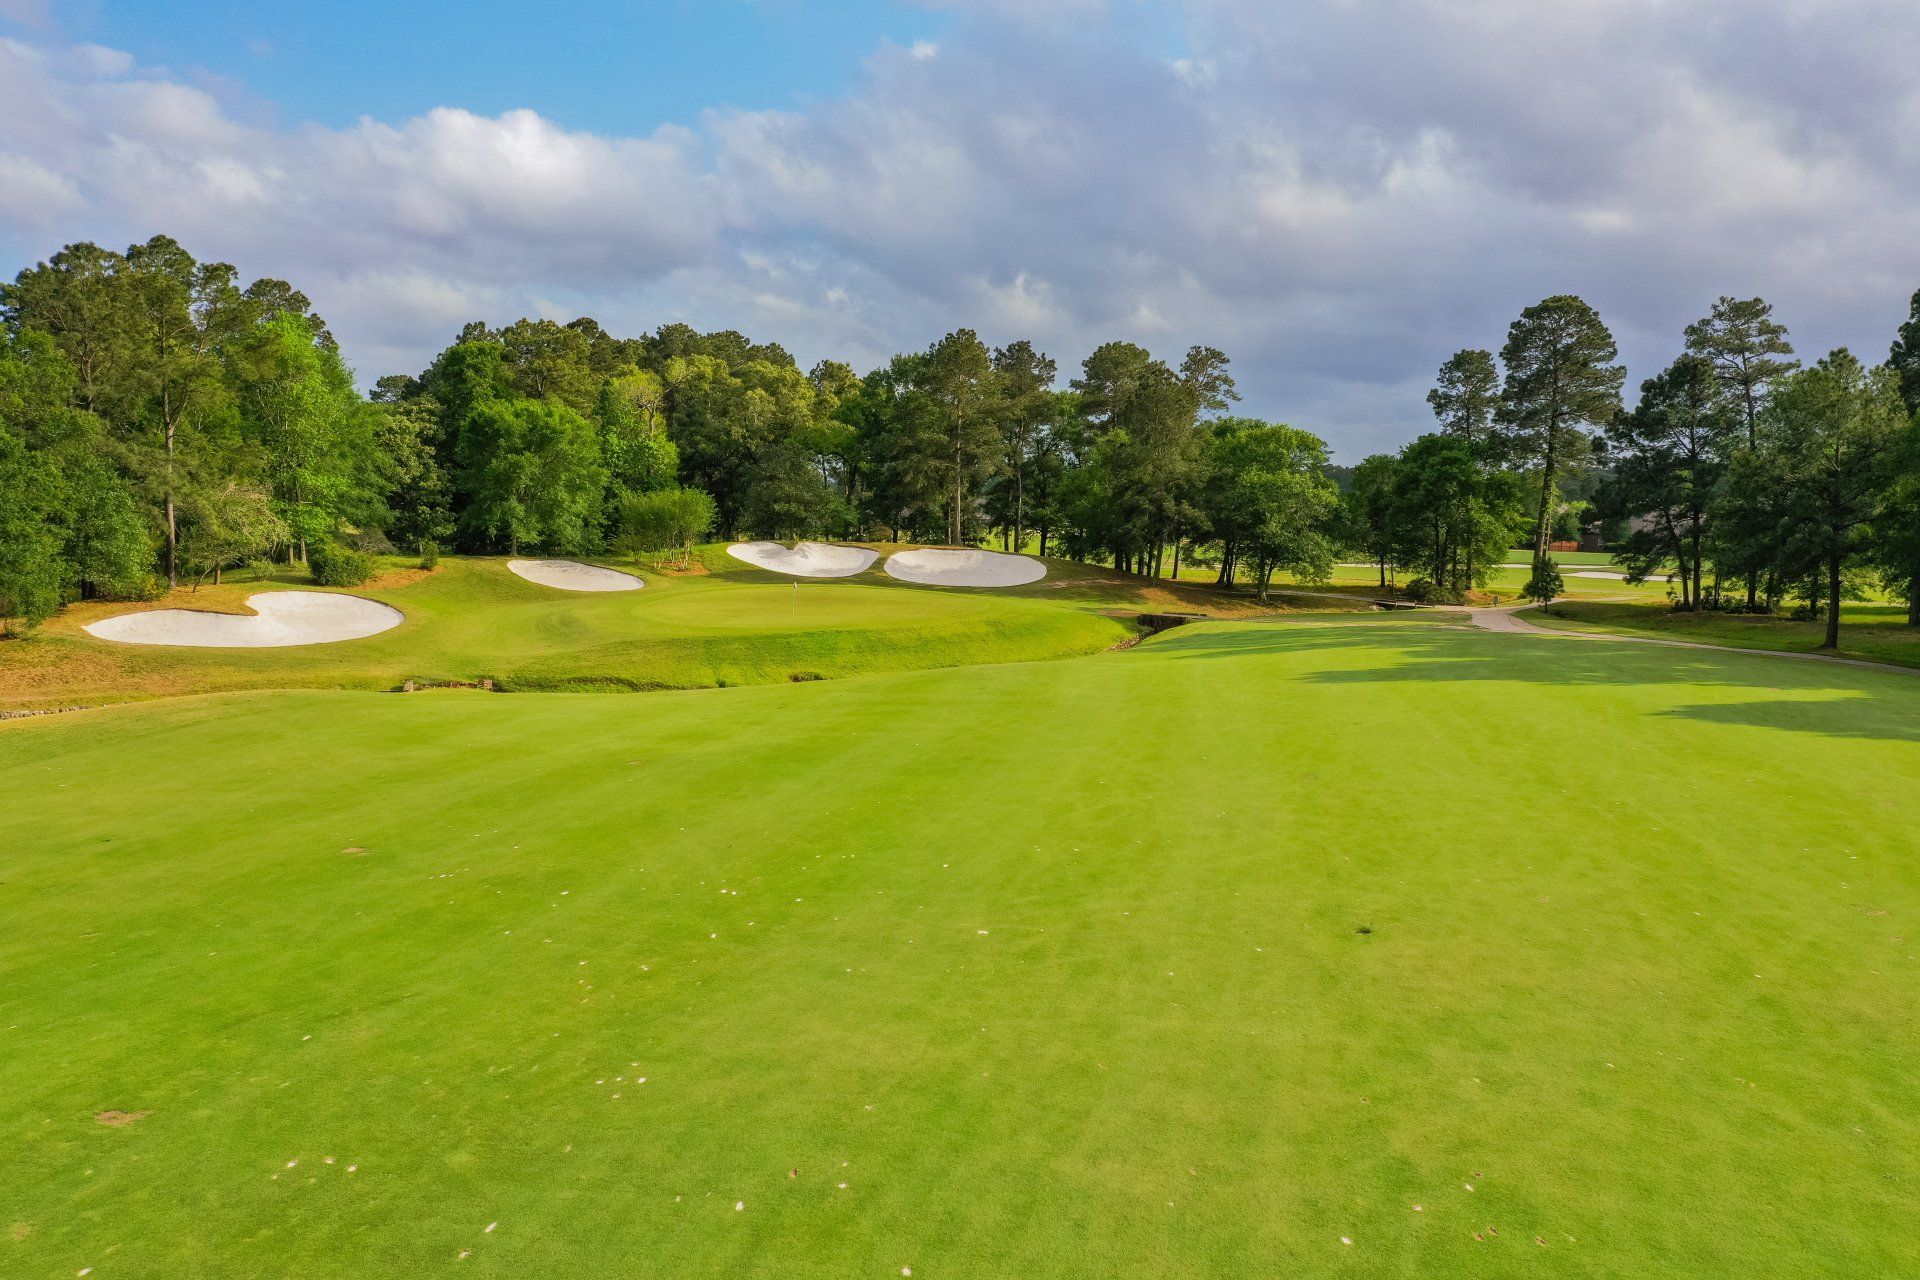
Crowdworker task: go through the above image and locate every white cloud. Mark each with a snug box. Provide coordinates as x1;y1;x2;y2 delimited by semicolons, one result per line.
4;4;1920;456
0;151;82;223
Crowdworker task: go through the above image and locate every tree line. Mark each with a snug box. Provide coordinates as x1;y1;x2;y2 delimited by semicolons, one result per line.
1339;292;1920;644
3;234;1918;647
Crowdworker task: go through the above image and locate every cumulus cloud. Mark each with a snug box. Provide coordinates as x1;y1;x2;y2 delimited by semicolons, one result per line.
4;2;1920;455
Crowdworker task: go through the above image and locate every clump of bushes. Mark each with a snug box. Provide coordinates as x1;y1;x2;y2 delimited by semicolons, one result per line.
308;540;374;587
418;539;441;570
1401;577;1465;605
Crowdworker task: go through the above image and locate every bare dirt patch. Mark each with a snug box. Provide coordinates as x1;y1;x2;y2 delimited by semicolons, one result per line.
94;1109;151;1127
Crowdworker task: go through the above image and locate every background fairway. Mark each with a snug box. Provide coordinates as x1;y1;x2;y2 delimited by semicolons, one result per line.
4;618;1917;1278
1525;600;1920;669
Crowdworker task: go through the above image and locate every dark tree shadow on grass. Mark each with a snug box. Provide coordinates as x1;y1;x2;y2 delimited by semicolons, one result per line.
1145;618;1920;745
1654;698;1920;744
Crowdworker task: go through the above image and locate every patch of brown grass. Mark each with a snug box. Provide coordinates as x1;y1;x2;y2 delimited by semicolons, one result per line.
94;1109;151;1127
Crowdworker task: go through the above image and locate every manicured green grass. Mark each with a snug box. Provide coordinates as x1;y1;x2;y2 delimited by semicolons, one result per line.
1260;563;1671;605
5;617;1916;1277
3;547;1367;711
1528;600;1920;669
0;553;1140;710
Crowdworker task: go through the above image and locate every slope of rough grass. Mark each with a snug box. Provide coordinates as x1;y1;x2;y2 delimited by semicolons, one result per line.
4;618;1916;1277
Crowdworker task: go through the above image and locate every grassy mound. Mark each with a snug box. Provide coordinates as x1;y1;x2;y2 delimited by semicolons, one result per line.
4;616;1916;1276
0;553;1141;709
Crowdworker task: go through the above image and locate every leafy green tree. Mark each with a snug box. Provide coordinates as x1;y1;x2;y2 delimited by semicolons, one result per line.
0;241;141;419
1341;453;1403;587
992;339;1057;551
456;398;607;553
178;477;286;588
1204;419;1337;601
1685;295;1797;608
1885;283;1920;416
498;318;599;411
743;440;843;539
852;353;947;541
1389;433;1525;597
1763;351;1908;648
1601;355;1738;608
664;354;821;537
0;423;65;631
1068;344;1214;575
618;486;717;566
1427;349;1500;456
1685;297;1797;444
55;447;152;598
594;376;679;507
1496;295;1624;570
1868;414;1920;625
0;328;150;600
1179;345;1239;418
369;394;455;552
921;329;1003;545
230;313;380;559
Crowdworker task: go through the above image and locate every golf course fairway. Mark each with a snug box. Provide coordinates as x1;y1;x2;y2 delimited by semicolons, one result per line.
4;616;1916;1277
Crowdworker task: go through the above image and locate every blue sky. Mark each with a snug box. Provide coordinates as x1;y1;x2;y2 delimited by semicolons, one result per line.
3;1;1918;458
15;0;950;130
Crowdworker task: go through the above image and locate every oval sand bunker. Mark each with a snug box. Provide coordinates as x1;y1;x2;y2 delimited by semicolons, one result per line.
727;541;878;578
884;548;1047;588
507;559;643;592
84;591;402;648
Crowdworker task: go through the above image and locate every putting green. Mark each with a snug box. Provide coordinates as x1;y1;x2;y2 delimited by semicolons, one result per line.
5;616;1916;1277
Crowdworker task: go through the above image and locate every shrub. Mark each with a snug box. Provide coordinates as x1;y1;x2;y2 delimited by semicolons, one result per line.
418;539;440;570
343;526;396;556
1521;560;1564;608
1401;578;1466;605
308;541;374;587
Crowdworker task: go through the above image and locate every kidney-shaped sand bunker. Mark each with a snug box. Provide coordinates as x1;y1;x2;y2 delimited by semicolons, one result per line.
727;541;879;578
507;559;644;592
884;548;1047;588
84;592;403;648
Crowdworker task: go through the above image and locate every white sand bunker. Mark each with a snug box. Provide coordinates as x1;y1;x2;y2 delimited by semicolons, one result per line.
727;541;878;578
507;559;643;592
84;591;402;648
884;548;1047;588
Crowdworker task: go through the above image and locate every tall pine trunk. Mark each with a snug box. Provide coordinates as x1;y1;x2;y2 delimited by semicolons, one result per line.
1532;434;1557;569
1824;553;1843;649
